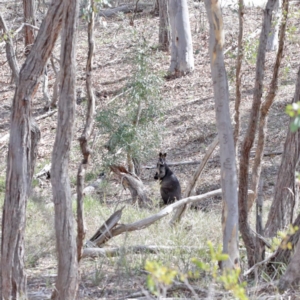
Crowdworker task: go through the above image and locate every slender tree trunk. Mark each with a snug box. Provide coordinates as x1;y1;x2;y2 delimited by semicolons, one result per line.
234;0;244;150
77;0;95;262
51;0;79;298
0;14;20;84
23;0;36;55
168;0;194;76
159;0;170;51
265;66;300;238
0;1;63;298
204;0;239;270
248;0;288;212
266;0;281;51
238;0;276;268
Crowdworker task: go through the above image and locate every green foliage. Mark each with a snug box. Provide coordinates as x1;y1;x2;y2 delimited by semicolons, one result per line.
271;224;299;252
81;0;111;21
96;43;164;167
192;241;248;300
244;39;259;65
286;9;300;44
85;171;98;182
286;102;300;132
0;176;5;194
145;260;178;297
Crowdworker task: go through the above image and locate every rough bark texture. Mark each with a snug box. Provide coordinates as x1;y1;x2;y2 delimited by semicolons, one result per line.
238;0;276;268
248;0;288;212
234;0;244;149
159;0;170;51
50;0;79;298
0;1;63;299
204;0;239;270
265;66;300;238
168;0;194;75
77;0;95;262
278;225;300;292
23;0;36;55
0;13;20;84
269;214;300;268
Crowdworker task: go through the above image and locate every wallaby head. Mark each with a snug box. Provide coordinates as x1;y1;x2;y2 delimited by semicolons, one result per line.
154;152;168;180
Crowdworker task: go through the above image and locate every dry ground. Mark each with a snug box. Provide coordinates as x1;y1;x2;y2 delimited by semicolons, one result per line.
1;0;300;299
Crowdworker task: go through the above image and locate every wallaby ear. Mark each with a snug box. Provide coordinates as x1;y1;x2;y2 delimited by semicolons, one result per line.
163;153;167;158
159;152;163;157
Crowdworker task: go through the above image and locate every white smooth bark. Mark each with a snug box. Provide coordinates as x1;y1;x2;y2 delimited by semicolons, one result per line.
266;0;281;51
168;0;194;75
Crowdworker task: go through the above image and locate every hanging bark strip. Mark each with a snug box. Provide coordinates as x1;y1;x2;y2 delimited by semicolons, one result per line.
248;0;289;212
234;0;244;149
51;0;79;298
0;1;63;299
204;0;239;270
77;0;96;262
238;0;277;269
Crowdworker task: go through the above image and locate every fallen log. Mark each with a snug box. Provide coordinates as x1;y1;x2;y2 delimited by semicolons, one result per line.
98;2;153;18
82;245;200;258
87;188;254;247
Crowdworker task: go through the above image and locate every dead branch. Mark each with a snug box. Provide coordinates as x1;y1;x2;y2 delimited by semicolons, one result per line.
98;2;152;18
93;189;223;247
143;150;282;169
170;135;219;225
35;109;57;121
0;22;39;49
82;245;199;259
89;207;124;246
110;165;151;207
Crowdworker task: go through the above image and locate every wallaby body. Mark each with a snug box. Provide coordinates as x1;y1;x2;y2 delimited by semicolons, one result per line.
154;153;181;205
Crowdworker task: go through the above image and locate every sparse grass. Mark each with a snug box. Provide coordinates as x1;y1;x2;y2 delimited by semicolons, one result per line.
25;197;55;268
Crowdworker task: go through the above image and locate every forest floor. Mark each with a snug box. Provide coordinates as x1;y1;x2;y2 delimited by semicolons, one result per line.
1;0;300;299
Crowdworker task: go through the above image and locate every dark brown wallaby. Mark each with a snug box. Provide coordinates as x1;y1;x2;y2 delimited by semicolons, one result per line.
154;152;181;205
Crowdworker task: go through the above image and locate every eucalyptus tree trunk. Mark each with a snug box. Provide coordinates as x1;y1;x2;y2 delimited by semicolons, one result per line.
238;0;276;268
50;0;79;298
77;0;95;262
159;0;170;51
278;232;300;292
0;1;63;298
23;0;36;55
168;0;194;76
204;0;239;270
265;66;300;238
266;0;281;51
